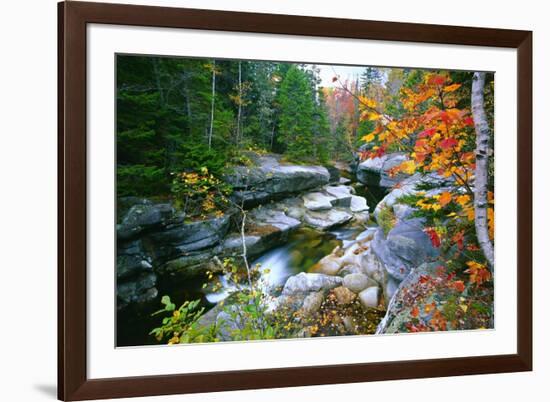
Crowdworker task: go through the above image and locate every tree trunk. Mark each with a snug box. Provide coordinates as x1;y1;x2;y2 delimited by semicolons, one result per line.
236;61;242;147
152;58;165;106
471;72;495;271
183;74;192;136
270;124;275;151
208;60;216;149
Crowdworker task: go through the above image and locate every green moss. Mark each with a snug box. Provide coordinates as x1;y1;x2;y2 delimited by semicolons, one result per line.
377;204;396;236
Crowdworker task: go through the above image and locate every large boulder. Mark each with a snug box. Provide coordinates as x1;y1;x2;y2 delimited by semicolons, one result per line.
376;262;438;334
282;272;343;296
117;201;174;240
117;271;158;310
147;213;232;261
356;152;410;188
225;155;331;207
342;273;376;293
370;219;439;281
116;239;153;279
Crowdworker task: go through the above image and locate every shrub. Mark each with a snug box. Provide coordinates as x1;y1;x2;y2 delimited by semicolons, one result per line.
149;296;219;344
170;167;232;218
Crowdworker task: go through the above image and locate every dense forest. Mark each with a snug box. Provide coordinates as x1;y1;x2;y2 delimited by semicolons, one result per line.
116;55;494;346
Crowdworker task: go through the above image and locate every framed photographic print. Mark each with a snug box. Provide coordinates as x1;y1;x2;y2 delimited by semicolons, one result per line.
58;1;532;400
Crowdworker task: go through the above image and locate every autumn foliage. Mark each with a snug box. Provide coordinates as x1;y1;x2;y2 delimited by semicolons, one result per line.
352;71;494;331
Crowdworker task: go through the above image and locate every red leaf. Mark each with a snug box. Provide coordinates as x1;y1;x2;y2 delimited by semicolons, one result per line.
418;127;436;138
464;116;474;126
452;280;465;292
452;230;464;250
419;275;430;284
439;138;458;150
428;75;446;86
411;306;419;318
425;228;441;248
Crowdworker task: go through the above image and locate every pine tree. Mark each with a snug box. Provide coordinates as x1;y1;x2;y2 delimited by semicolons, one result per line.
276;66;316;161
313;88;333;163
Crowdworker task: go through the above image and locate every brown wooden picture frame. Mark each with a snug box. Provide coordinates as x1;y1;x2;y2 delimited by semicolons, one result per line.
58;1;532;400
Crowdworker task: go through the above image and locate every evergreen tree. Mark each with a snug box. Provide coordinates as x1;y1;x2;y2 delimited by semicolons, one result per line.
360;67;383;94
276;66;316;161
313;88;333;163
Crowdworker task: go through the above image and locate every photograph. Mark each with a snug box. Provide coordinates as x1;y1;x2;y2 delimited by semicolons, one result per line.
115;54;495;347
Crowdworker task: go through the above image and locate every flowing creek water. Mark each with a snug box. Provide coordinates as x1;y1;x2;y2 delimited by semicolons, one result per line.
117;182;387;347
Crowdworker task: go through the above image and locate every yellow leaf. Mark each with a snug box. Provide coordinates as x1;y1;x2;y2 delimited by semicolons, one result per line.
359;96;377;109
439;192;452;207
443;83;461;93
456;194;470;206
399;160;416;175
488;207;494;240
362;133;375;142
366;111;381;121
459;304;468;313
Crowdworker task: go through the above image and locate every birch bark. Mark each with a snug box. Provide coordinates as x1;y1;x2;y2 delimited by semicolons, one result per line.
471;72;495;270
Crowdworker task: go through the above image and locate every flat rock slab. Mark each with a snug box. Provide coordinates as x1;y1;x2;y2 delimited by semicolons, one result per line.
350;195;369;212
250;207;301;232
324;185;353;207
304;209;353;230
302;192;334;211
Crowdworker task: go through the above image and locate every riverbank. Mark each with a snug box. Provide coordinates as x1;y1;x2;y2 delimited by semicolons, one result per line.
117;151;493;346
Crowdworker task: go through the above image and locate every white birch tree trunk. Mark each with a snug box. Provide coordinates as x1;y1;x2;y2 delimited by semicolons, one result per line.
471;72;495;271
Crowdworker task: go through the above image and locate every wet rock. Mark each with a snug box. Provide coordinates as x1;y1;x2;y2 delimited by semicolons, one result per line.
315;251;343;275
377;262;438;334
148;214;231;247
325;165;341;183
358;286;380;309
304;209;353;230
117;254;153;279
371;219;439;281
117;202;174;240
324;185;353;207
117;272;158;309
356;155;386;186
350;195;369;213
339;177;352;185
225;155;330;207
303;192;334;211
249;206;301;233
342;273;376;293
282;272;342;296
356;152;410;188
384;276;400;306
